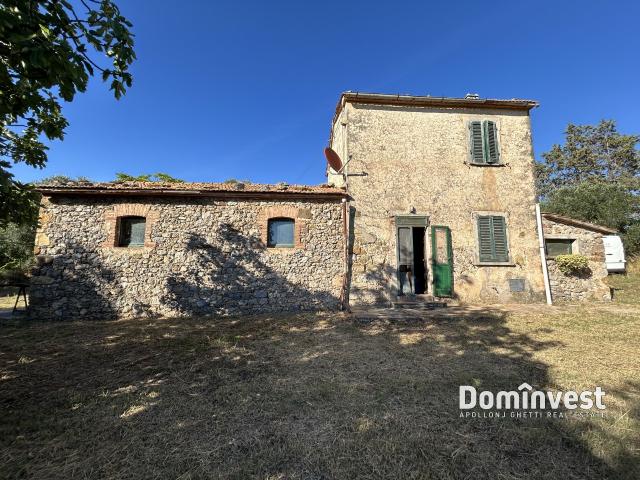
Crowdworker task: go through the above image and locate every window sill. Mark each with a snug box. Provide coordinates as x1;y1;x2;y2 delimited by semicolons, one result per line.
266;245;299;253
108;246;153;253
467;162;506;167
474;261;516;267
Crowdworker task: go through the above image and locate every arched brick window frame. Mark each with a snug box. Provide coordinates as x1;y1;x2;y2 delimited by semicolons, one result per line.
258;205;311;250
102;203;159;248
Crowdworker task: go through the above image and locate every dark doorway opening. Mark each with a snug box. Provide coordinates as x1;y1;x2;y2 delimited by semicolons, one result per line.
413;227;426;294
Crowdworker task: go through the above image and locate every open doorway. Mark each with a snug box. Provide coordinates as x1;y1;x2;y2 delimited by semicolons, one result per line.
397;224;427;295
413;227;426;294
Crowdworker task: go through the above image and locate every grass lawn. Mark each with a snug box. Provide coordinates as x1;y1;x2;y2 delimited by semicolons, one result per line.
606;260;640;305
0;302;638;479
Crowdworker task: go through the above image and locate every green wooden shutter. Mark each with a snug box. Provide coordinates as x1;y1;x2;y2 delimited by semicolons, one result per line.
491;215;509;261
119;217;146;247
478;216;494;262
484;121;499;164
469;121;484;164
477;215;509;262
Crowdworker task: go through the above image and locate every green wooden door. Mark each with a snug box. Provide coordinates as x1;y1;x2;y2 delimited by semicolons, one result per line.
431;226;453;297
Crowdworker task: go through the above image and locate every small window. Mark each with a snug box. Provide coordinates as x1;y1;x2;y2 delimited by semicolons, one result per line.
469;120;500;164
477;215;509;263
545;239;573;257
267;218;294;247
118;216;146;247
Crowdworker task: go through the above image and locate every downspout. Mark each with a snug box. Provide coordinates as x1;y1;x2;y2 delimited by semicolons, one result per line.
338;106;351;311
535;203;553;305
340;197;350;311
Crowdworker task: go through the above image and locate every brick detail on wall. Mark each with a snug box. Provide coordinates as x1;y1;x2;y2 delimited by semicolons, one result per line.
257;205;308;249
102;203;159;248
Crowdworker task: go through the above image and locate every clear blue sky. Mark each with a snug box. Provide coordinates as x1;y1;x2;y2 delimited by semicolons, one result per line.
12;0;640;185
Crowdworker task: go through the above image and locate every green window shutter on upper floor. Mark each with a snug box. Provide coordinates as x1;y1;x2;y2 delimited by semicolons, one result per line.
469;120;500;164
484;121;499;164
469;121;484;163
478;215;509;262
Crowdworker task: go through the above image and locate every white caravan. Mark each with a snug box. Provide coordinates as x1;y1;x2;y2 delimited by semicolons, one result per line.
603;235;626;273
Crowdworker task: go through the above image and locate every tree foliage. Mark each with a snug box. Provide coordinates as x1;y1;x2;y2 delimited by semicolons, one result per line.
114;172;184;183
536;120;640;196
33;174;92;185
0;0;135;226
0;221;35;275
538;120;640;255
542;181;637;232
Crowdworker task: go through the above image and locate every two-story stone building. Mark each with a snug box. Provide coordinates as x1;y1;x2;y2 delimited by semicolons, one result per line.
328;92;547;304
30;92;613;319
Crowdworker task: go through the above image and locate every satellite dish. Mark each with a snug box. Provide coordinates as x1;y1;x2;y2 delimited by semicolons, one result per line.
324;147;343;172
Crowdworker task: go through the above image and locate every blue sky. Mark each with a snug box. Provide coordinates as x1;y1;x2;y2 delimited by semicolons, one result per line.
12;0;640;185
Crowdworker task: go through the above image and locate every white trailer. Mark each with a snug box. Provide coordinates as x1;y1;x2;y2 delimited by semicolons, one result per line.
603;235;626;273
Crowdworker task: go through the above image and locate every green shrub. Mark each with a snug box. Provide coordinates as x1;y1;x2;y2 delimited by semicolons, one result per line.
0;223;35;276
622;223;640;257
555;254;590;275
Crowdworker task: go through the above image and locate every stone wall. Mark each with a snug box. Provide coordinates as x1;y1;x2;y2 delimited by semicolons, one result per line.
30;196;345;320
330;102;546;304
542;218;611;302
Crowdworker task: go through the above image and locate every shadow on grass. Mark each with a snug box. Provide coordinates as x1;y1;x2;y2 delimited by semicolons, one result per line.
1;307;637;479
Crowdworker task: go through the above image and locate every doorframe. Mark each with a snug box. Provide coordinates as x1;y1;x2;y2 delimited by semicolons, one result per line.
394;215;429;296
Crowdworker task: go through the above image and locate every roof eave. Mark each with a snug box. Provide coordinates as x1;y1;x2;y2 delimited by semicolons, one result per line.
541;213;618;235
339;91;538;111
36;187;349;201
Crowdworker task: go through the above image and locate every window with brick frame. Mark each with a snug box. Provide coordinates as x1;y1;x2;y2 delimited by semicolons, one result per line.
258;205;307;250
267;217;295;247
118;216;146;247
103;204;157;249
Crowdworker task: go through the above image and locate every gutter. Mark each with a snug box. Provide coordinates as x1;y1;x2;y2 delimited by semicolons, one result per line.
340;198;350;311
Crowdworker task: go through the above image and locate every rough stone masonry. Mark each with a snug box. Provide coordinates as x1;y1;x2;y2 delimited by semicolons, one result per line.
30;183;347;320
30;92;617;319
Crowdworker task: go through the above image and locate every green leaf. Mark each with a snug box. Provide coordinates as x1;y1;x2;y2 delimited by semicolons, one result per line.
0;0;136;223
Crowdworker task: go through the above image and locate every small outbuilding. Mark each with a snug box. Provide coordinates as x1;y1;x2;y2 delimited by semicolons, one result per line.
541;213;617;302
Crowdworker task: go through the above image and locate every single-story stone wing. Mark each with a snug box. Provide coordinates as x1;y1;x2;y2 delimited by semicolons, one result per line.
31;182;349;319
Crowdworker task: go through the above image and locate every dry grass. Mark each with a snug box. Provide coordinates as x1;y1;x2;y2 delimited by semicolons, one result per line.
606;257;640;304
0;303;638;479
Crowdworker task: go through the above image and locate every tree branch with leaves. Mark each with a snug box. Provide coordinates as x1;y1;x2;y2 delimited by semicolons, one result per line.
537;120;640;255
0;0;135;225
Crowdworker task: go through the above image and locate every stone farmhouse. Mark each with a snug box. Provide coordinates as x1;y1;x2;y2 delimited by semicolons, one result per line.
30;92;614;320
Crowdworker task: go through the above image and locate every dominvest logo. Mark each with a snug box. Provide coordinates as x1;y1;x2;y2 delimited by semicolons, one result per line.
459;383;606;418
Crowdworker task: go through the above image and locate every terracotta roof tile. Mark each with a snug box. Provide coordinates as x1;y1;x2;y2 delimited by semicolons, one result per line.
541;212;618;234
36;181;347;198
